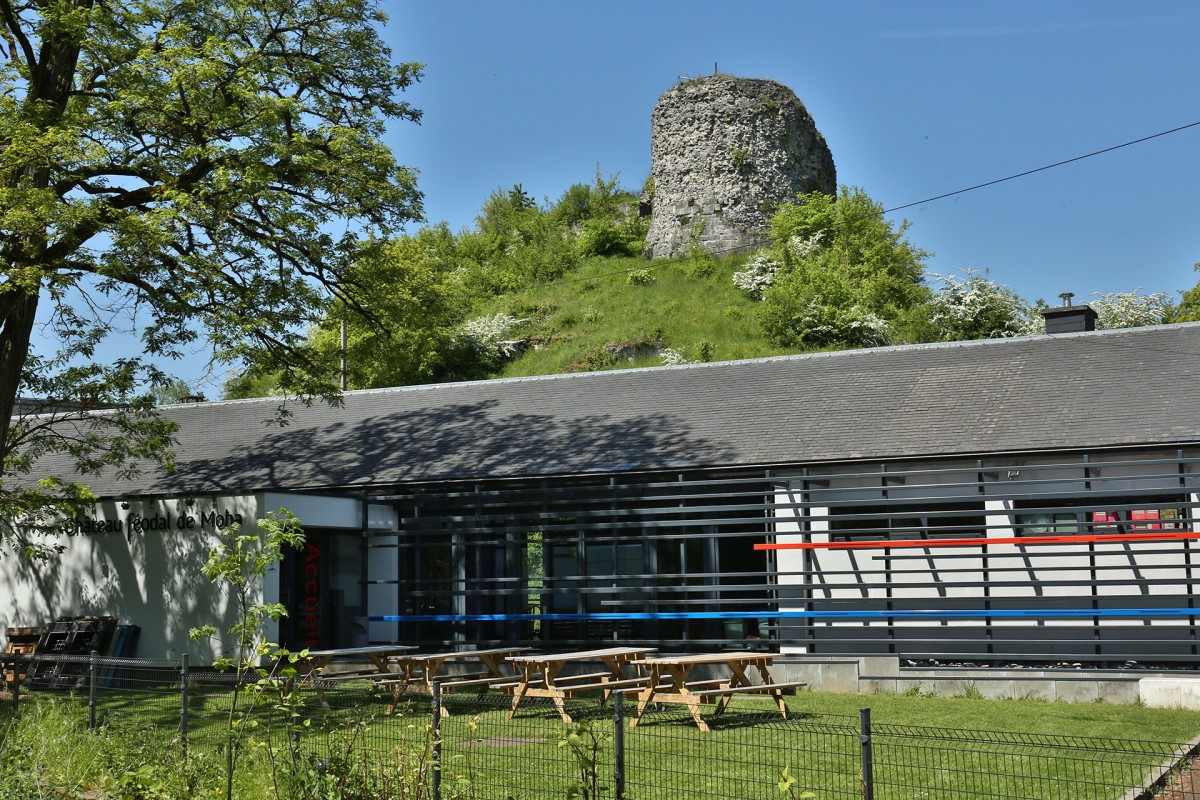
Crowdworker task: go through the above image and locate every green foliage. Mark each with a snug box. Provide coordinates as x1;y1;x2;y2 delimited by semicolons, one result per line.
732;147;751;172
961;682;985;700
1166;263;1200;323
222;167;663;397
567;346;621;373
309;227;471;389
223;368;287;401
457;185;580;294
189;510;307;800
277;717;458;800
552;169;625;226
151;379;205;406
556;170;646;258
627;268;655;286
1;0;423;552
554;182;597;228
686;219;716;278
0;698;223;799
0;697;103;797
776;766;817;798
578;218;646;258
760;186;931;347
559;720;608;799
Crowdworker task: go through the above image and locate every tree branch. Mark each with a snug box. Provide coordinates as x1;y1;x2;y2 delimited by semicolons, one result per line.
0;0;35;75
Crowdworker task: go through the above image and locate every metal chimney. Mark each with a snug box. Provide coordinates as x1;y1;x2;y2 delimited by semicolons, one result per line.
1040;292;1098;334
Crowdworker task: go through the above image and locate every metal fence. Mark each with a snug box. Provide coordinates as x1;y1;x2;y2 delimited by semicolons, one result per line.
2;654;1197;799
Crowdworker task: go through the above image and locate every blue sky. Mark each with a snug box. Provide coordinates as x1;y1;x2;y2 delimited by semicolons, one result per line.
386;1;1199;303
34;2;1200;398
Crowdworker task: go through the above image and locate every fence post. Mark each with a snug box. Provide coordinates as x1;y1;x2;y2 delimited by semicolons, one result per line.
180;653;189;759
860;707;874;800
613;688;626;800
431;679;442;800
88;650;98;731
9;656;16;716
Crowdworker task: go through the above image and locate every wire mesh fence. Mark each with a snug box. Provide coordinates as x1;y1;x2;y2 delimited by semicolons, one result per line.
1;653;1197;799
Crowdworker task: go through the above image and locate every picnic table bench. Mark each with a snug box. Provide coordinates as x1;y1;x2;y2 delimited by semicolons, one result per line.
630;652;805;732
382;646;531;713
291;645;416;710
505;646;658;723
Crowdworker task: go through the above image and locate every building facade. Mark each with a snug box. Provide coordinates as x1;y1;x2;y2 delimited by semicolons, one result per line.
6;324;1199;669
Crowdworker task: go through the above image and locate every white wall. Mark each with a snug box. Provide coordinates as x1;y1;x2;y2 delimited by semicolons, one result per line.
0;492;360;665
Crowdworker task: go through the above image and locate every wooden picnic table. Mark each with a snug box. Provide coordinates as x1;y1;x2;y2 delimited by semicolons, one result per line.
292;645;416;709
505;646;658;723
629;652;805;732
385;646;531;713
391;646;532;691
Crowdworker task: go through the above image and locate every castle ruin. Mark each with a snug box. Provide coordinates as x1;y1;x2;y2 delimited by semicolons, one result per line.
644;76;836;259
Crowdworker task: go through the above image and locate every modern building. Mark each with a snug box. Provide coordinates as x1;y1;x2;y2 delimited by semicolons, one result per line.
5;319;1199;695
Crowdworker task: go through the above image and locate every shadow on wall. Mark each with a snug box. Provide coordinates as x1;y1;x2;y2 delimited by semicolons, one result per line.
9;500;240;663
4;400;733;659
162;400;737;492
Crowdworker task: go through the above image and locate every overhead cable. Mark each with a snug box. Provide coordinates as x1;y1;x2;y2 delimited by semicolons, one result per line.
884;119;1200;213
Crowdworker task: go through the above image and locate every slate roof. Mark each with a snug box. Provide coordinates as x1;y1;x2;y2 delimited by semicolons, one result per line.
23;323;1200;498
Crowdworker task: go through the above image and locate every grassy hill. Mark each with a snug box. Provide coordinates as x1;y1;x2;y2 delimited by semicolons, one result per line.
474;252;811;379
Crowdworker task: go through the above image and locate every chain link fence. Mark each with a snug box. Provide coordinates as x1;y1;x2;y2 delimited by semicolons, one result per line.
2;653;1197;799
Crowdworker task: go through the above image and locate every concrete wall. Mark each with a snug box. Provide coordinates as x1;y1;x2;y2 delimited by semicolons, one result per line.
773;655;1195;707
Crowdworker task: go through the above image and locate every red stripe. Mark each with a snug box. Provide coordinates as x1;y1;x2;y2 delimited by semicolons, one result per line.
755;531;1200;551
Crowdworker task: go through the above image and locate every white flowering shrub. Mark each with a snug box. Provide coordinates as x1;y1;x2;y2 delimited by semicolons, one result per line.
786;298;891;348
927;268;1031;341
733;235;825;301
1090;289;1173;329
457;313;522;360
732;252;782;300
786;231;825;260
660;348;694;366
838;305;892;347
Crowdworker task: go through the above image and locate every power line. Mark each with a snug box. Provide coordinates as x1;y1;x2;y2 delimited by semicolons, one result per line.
884;119;1200;213
535;119;1200;288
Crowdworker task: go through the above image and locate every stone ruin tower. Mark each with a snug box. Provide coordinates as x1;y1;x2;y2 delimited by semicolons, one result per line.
644;76;836;259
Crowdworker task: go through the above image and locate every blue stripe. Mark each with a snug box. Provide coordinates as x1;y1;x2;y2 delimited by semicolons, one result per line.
368;608;1200;623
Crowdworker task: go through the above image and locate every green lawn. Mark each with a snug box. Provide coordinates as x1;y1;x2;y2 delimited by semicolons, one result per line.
6;683;1199;799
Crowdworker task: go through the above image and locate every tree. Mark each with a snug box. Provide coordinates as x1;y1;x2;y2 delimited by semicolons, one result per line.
309;226;470;390
456;184;578;295
1;1;422;549
151;378;203;405
1165;263;1200;323
759;186;931;348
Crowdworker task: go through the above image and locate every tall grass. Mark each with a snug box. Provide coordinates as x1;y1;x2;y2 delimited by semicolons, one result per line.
482;254;808;379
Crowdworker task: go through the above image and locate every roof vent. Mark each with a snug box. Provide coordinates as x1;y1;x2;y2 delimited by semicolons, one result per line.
1040;292;1098;334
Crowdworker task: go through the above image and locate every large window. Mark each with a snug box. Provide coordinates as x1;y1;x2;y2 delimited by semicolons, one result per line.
828;501;986;542
1014;496;1190;537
